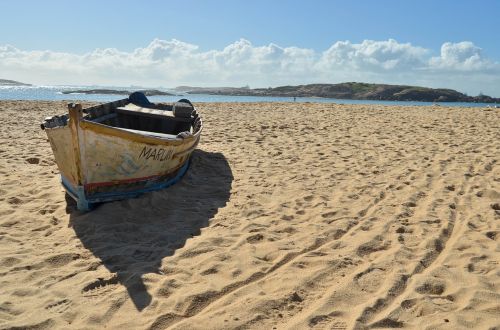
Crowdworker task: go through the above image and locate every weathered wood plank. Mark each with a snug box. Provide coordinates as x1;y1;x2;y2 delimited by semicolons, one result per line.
116;104;192;123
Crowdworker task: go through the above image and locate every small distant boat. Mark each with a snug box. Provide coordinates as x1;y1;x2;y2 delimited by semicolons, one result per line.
41;92;202;211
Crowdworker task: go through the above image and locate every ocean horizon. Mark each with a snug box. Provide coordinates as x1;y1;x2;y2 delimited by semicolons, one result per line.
0;85;496;108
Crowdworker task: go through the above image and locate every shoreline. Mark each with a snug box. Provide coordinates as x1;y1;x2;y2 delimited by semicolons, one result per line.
0;94;496;108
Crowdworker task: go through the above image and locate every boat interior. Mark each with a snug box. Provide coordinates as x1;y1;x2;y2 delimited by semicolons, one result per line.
41;96;202;138
86;100;196;135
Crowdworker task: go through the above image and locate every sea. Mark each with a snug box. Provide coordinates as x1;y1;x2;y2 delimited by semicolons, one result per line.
0;85;496;108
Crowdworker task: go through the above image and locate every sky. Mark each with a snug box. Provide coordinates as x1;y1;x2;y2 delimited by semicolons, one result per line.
1;0;499;96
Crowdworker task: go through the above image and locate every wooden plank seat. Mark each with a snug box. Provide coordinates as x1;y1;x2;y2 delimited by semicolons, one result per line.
115;104;193;123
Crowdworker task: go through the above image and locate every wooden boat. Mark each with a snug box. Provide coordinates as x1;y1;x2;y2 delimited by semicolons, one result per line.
41;93;202;211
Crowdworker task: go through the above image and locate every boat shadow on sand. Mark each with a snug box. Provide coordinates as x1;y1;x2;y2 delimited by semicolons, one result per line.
68;150;233;311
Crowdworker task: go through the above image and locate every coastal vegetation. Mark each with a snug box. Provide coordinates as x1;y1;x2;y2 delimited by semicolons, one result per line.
176;82;500;103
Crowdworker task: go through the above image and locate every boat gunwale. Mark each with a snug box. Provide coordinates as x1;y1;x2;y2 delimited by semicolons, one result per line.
42;98;203;138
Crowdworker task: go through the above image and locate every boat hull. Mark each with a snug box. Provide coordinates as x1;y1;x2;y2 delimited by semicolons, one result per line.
61;159;190;210
43;101;201;211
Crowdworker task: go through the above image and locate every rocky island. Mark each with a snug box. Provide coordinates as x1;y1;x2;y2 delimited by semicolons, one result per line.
0;79;32;86
62;89;174;96
176;82;500;103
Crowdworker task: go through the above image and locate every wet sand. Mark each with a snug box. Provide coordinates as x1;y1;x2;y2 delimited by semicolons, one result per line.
0;101;499;329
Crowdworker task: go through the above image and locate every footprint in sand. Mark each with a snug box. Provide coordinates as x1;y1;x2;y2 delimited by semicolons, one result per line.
356;236;390;257
354;267;386;292
82;276;119;297
45;299;71;313
400;298;417;310
403;201;417;208
247;233;264;243
44;253;81;267
7;197;24;205
467;255;497;274
275;227;297;234
25;157;40;164
303;195;314;202
1;257;21;267
491;203;500;215
308;311;344;328
485;231;497;240
38;205;59;215
200;266;219;276
415;278;446;295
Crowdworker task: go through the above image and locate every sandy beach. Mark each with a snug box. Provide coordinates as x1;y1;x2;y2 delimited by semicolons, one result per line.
0;100;498;329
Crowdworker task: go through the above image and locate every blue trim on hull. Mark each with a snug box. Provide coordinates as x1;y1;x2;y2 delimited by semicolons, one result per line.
61;160;190;211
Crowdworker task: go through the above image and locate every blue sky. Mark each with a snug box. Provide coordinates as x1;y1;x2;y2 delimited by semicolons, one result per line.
1;0;499;95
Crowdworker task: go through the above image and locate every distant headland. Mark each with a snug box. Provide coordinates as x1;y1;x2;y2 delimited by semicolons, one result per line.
0;79;32;86
175;83;500;103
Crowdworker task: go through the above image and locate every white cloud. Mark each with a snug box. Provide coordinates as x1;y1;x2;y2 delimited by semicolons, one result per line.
318;39;428;71
0;38;499;95
429;41;493;71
